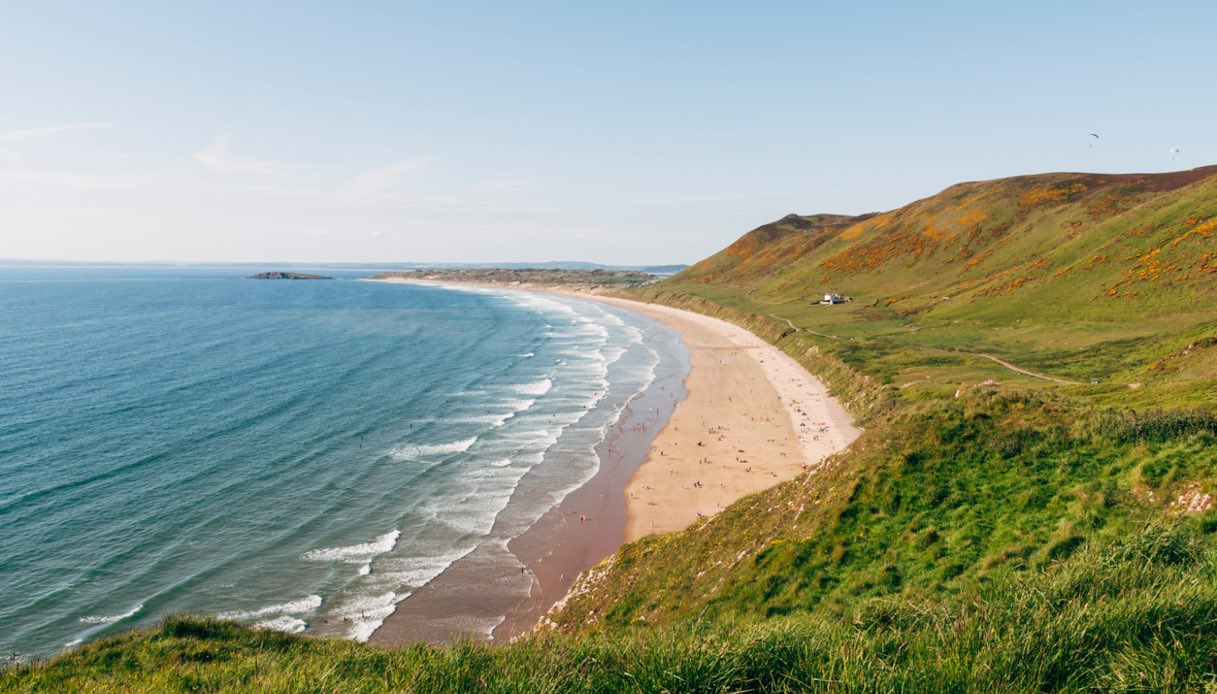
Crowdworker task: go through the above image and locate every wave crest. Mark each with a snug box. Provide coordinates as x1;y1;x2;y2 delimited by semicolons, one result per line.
301;530;401;563
79;603;142;625
391;438;477;461
216;594;322;621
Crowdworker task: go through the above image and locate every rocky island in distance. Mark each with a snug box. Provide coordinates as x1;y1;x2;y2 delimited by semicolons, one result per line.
247;271;332;280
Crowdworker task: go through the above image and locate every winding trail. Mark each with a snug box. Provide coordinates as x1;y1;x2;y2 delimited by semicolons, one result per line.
952;350;1083;385
766;313;1079;384
769;314;842;341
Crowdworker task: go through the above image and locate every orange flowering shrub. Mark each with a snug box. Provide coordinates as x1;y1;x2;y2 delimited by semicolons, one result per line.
1101;216;1217;297
957;209;988;228
975;274;1039;297
1017;182;1088;208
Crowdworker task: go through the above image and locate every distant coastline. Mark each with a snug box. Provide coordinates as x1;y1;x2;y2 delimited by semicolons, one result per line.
366;268;656;287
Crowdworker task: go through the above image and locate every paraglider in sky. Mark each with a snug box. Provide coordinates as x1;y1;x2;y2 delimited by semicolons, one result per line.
1169;147;1181;158
1089;133;1099;148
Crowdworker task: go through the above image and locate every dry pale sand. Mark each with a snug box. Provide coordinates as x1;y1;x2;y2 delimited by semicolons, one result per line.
364;278;860;640
590;297;860;541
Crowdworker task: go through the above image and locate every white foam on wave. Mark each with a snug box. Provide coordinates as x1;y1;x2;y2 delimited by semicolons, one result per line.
632;347;661;393
450;413;515;426
495;427;557;445
216;595;322;621
340;591;400;642
301;530;401;563
331;544;478;643
376;546;478;589
446;391;540;428
503;293;578;318
484;425;568;470
254;615;308;633
79;603;142;625
518;352;535;358
305;284;675;646
511;378;552;396
391;437;477;461
498;398;536;413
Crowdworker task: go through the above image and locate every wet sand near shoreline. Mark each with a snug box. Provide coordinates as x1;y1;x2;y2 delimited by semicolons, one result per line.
366;279;858;644
369;285;688;645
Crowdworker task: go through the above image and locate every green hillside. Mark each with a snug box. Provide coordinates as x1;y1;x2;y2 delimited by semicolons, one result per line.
547;167;1217;685
6;167;1217;692
655;167;1217;409
545;166;1217;628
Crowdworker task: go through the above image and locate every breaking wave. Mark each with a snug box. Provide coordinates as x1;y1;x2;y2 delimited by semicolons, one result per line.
301;530;401;563
79;603;142;625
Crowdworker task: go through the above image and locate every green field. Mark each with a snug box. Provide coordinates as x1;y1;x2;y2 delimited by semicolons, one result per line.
6;167;1217;692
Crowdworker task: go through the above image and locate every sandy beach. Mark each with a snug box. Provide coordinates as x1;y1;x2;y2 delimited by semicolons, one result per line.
588;297;860;541
367;279;859;644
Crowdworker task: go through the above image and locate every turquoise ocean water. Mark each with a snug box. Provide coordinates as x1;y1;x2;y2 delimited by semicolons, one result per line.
0;267;679;657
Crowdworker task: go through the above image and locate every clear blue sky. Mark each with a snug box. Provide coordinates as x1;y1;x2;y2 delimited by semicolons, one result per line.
1;1;1213;264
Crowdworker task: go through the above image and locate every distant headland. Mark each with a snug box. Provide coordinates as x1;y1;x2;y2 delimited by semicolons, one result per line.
366;268;655;287
247;271;332;280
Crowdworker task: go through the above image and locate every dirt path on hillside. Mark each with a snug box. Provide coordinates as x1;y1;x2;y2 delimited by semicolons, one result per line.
953;349;1083;385
767;313;1079;384
769;314;842;341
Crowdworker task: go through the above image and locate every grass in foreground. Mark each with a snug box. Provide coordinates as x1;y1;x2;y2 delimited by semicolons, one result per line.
4;524;1216;692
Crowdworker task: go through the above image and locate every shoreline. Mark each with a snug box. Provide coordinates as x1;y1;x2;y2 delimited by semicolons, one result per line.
491;333;686;641
368;280;688;645
364;279;859;643
588;296;860;541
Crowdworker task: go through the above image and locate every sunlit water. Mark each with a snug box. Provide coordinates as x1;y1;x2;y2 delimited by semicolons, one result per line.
0;267;678;657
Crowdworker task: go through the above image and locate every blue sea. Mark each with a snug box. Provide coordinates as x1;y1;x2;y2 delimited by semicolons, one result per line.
0;266;683;657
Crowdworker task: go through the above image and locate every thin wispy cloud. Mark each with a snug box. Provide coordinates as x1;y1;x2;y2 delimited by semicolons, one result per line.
335;155;440;198
330;155;442;205
468;179;540;193
192;136;282;175
0;121;110;143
